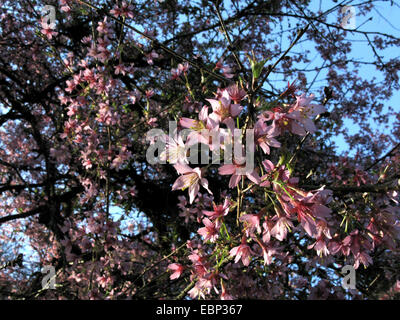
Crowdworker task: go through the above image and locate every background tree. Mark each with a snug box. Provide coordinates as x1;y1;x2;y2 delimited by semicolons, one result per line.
0;0;399;299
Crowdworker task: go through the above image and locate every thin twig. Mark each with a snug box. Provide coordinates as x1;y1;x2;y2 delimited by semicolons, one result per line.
253;24;310;94
365;142;400;171
77;0;232;85
214;2;246;75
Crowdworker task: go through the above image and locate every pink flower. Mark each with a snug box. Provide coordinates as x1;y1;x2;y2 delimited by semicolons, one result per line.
41;27;58;40
41;21;57;40
309;187;333;205
239;212;262;236
282;93;326;134
160;134;188;164
203;198;230;220
171;67;181;80
82;159;93;169
281;191;332;238
292;93;326;119
188;251;208;278
114;64;127;75
198;218;219;242
145;51;159;65
316;220;332;239
180;106;209;130
260;159;299;191
354;251;373;269
271;215;294;241
214;59;234;78
97;17;111;34
222;65;234;78
172;163;212;203
198;272;221;295
271;108;308;136
262;218;274;243
179;106;218;147
145;89;154;98
96;275;113;288
263;97;324;137
188;282;206;299
229;237;254;266
147;117;158;127
328;236;351;256
254;119;281;154
207;90;243;125
348;230;373;257
171;62;189;79
218;161;260;188
220;282;234;300
308;236;330;257
256;239;279;266
168;263;184;280
178;62;189;74
353;168;368;186
226;84;247;103
110;1;134;18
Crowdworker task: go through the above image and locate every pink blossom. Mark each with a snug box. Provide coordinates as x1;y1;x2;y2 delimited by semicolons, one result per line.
271;215;294;241
281;190;332;237
172;163;212;203
308;236;330;257
146;117;158;127
110;1;134;18
214;59;234;78
178;62;189;74
226;84;247;103
82;158;93;169
221;283;234;300
41;21;57;40
239;212;262;236
160;134;188;164
328;236;352;256
188;282;206;299
207;89;243;125
262;218;275;243
254;119;281;154
263;107;307;136
97;17;111;34
229;237;254;266
96;275;113;288
179;106;218;147
354;251;373;269
198;218;219;242
203;198;230;220
168;263;184;280
256;239;279;266
218;161;260;188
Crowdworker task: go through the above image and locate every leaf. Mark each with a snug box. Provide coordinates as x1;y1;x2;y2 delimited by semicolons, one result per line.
252;59;269;80
246;52;269;80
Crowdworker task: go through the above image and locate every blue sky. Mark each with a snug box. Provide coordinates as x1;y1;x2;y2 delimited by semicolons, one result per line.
268;0;400;155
